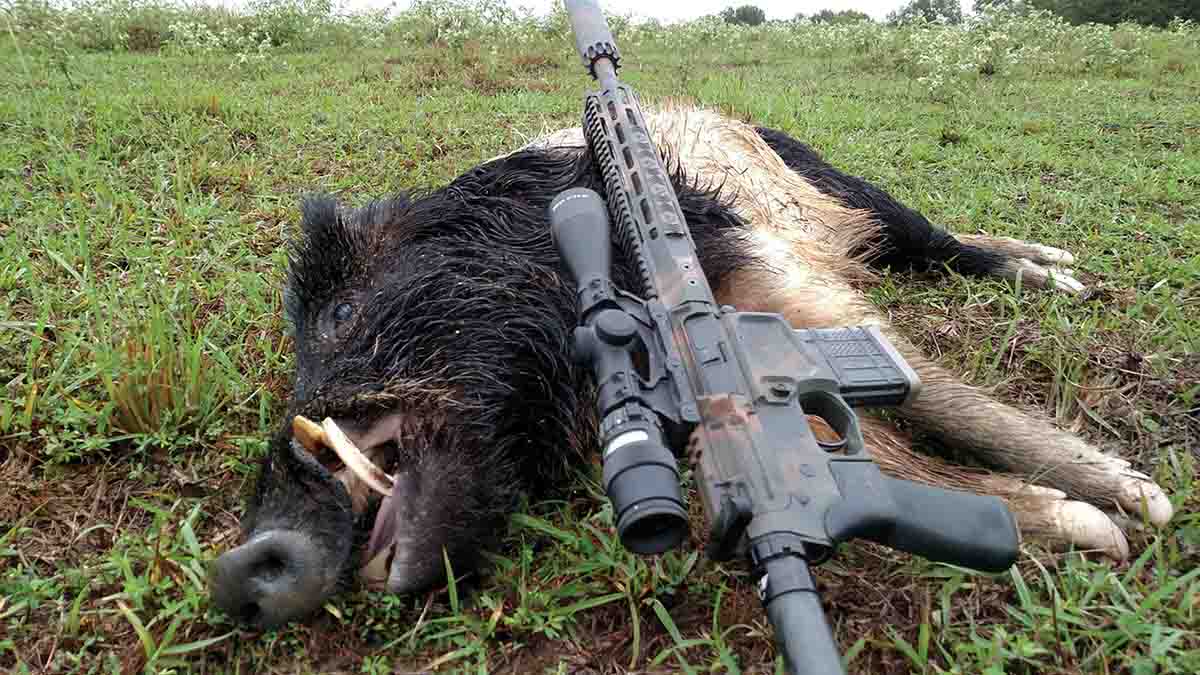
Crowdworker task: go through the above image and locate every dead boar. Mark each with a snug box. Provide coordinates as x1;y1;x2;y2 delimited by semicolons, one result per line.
208;102;1174;629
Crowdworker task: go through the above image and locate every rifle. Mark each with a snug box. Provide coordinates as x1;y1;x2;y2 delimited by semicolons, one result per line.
547;2;1021;672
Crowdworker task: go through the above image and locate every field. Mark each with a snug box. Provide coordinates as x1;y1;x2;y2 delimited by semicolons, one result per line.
2;1;1199;672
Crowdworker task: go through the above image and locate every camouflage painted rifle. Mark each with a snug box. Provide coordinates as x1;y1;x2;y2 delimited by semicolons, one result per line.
548;2;1021;672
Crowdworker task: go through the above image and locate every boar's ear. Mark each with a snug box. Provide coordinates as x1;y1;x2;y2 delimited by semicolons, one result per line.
285;194;365;321
298;194;342;239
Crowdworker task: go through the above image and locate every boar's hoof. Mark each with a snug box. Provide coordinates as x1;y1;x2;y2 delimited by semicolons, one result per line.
210;529;331;629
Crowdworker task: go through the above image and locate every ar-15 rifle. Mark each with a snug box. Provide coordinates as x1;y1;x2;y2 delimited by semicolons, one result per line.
547;2;1022;672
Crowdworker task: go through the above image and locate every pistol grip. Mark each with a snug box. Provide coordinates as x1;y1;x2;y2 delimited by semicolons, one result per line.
826;463;1020;574
879;477;1020;573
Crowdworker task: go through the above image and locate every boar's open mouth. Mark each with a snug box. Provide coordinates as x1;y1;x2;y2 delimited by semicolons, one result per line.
290;413;405;589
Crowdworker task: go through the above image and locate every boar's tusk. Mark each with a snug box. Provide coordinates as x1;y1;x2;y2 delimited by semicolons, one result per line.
321;417;395;498
292;415;328;454
361;540;396;591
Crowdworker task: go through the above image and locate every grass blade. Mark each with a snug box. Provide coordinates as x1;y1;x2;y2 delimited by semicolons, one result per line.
115;600;157;662
443;547;459;614
160;631;237;656
649;598;698;674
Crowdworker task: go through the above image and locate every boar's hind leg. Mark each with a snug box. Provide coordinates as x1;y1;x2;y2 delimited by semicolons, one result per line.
891;347;1174;539
752;125;1084;295
717;230;1174;559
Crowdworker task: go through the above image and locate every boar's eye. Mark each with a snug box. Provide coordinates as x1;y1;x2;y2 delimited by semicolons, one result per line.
328;301;356;341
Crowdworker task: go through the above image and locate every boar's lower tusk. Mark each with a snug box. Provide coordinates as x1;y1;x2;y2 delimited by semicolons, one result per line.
361;540;396;591
321;417;395;497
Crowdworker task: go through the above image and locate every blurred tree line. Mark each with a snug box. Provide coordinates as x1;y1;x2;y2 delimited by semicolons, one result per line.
718;1;1198;28
719;5;766;25
974;0;1198;26
888;0;963;23
718;5;872;25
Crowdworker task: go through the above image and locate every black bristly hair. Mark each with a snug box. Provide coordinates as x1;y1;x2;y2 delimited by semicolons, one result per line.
753;125;1008;278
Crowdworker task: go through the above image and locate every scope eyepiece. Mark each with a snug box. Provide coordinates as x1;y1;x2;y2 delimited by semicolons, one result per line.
601;422;689;555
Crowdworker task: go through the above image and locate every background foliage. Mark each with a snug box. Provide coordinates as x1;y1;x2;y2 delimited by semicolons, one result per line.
972;0;1200;28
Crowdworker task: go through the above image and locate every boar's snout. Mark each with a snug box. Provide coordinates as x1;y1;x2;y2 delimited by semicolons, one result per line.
209;529;332;629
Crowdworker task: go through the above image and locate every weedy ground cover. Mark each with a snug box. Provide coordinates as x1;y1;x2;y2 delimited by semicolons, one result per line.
2;1;1198;672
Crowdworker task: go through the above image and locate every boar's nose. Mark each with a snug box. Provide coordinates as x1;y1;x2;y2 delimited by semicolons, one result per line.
209;530;329;629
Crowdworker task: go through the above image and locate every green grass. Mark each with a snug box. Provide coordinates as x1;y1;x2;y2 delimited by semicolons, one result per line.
1;4;1198;673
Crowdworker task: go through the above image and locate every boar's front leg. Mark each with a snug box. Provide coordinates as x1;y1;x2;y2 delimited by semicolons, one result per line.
889;347;1174;529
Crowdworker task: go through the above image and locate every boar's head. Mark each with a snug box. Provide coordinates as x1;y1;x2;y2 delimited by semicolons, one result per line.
209;150;599;629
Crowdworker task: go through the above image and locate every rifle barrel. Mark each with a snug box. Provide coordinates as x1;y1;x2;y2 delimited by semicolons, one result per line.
761;555;847;675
